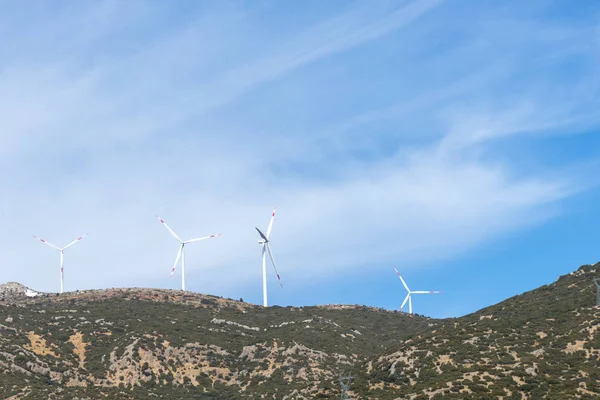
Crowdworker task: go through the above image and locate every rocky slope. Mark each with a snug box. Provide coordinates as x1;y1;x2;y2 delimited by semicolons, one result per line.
0;262;599;399
366;264;600;399
0;286;435;399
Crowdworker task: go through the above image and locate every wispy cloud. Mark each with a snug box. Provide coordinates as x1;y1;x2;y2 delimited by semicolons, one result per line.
0;0;598;309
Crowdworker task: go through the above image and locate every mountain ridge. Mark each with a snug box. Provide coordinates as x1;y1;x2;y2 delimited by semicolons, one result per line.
0;263;598;399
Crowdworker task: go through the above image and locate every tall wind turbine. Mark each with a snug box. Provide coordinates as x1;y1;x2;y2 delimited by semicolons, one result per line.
255;207;283;307
156;215;221;291
394;268;440;314
33;233;89;294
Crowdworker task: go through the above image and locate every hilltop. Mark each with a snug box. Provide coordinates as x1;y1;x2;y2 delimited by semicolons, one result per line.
0;263;599;399
0;282;42;300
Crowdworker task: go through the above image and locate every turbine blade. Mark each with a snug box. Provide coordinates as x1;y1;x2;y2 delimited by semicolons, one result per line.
156;214;182;242
266;243;283;288
170;245;183;278
184;233;222;244
400;293;410;311
33;236;60;251
62;232;89;250
412;290;441;294
394;267;410;292
266;206;276;239
255;227;268;242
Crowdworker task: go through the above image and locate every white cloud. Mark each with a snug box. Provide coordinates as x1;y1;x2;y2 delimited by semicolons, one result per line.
0;0;597;306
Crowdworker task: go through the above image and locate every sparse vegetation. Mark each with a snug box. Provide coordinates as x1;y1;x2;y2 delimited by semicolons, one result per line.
0;263;599;398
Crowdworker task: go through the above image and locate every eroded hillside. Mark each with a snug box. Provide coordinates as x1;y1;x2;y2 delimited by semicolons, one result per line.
0;287;434;399
1;263;599;399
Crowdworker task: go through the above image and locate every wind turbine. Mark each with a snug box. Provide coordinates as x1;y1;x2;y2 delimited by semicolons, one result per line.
156;214;221;291
33;233;88;294
255;207;283;307
394;268;440;314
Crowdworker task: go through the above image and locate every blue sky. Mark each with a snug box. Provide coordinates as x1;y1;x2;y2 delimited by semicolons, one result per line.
1;0;599;318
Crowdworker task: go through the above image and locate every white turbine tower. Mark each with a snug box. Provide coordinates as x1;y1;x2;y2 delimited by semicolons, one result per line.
255;207;283;307
394;268;440;314
33;233;88;294
156;215;222;291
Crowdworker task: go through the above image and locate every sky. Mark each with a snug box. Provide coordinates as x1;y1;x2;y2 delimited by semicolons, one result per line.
1;0;599;318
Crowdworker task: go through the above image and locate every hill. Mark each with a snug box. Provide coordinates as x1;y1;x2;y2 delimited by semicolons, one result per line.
0;286;435;399
0;263;598;399
367;263;600;399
